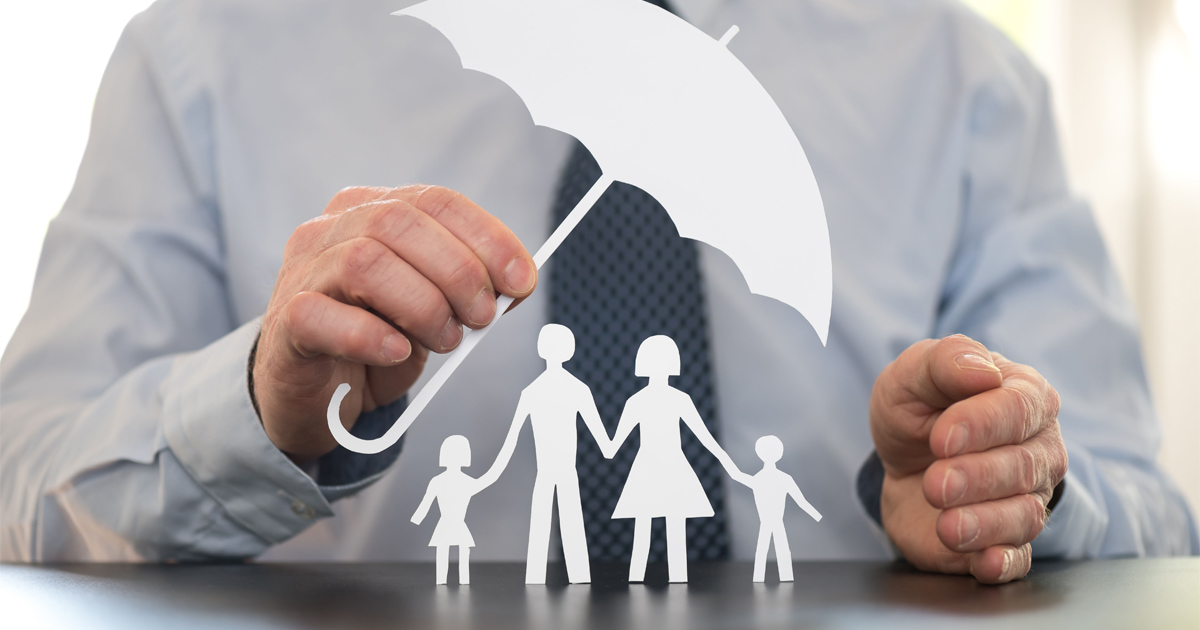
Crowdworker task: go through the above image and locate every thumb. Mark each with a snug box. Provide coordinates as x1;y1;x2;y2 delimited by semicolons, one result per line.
870;335;1003;476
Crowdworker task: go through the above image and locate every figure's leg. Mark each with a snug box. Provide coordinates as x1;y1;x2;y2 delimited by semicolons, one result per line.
666;517;688;583
436;546;449;585
753;525;771;583
773;526;794;582
459;546;471;585
629;517;651;583
525;477;554;585
556;475;592;583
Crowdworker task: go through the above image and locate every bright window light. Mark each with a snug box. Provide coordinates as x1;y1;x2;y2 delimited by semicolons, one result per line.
1179;0;1200;47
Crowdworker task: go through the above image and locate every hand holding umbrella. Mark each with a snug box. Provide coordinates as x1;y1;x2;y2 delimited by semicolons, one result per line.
329;0;831;454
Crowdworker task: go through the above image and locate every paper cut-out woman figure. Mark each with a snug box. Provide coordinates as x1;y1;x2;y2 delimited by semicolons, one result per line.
411;435;502;585
607;335;744;584
730;435;823;583
482;323;613;584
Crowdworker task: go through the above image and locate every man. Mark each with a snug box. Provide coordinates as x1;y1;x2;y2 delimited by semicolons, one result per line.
483;324;612;585
1;0;1194;582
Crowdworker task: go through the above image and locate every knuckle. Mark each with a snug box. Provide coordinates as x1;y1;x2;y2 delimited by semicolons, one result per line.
408;286;450;328
1015;444;1038;493
326;186;387;214
280;293;317;337
342;322;374;358
285;218;326;257
365;202;419;240
338;238;389;282
443;253;489;294
1023;494;1047;540
1007;382;1040;442
415;185;463;220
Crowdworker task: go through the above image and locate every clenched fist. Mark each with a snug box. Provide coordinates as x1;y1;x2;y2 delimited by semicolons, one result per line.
252;186;537;463
870;335;1067;583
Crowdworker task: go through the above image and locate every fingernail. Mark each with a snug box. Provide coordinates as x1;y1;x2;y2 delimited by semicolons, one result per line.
467;288;496;327
504;257;536;295
440;317;463;350
942;468;967;506
1001;548;1015;580
957;509;979;549
381;333;410;363
944;423;970;457
955;352;1000;373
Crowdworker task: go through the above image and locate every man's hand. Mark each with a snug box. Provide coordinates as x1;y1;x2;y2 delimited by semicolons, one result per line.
253;186;538;463
869;335;1067;584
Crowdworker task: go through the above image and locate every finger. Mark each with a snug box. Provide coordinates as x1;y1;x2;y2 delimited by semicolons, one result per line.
969;544;1031;584
326;200;499;328
281;291;413;366
363;345;429;412
923;431;1068;509
935;493;1047;553
322;186;394;216
387;185;538;298
308;237;464;352
929;358;1061;458
877;335;1004;412
870;335;1004;476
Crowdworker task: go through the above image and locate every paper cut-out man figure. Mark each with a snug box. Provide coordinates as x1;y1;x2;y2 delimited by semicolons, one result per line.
731;435;822;583
482;324;613;584
412;434;502;585
607;335;744;584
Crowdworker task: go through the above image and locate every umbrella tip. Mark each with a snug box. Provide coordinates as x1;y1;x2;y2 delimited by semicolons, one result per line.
718;25;739;47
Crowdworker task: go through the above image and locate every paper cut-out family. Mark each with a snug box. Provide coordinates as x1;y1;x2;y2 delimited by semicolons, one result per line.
410;325;821;586
326;0;834;588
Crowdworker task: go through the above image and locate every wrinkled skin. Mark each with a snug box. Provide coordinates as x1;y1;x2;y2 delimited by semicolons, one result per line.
871;335;1068;584
253;186;537;463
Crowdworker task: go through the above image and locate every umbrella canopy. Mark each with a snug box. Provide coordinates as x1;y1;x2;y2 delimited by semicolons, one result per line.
329;0;831;454
400;0;831;340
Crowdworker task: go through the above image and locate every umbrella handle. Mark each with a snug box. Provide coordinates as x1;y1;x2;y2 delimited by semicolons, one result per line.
328;173;615;454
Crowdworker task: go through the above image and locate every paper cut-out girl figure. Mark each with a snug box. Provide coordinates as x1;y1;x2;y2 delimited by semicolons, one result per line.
606;335;744;584
482;323;613;584
411;434;502;585
730;435;822;583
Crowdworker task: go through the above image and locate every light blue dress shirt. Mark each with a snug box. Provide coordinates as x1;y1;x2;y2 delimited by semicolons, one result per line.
2;0;1195;562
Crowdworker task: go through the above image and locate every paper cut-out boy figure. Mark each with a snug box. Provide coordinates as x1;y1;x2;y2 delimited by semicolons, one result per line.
412;434;502;585
482;324;613;584
731;435;823;583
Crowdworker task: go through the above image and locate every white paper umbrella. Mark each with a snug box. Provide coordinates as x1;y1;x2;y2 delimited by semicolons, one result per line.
329;0;831;453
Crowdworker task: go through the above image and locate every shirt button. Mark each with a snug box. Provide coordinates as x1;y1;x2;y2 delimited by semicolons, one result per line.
291;499;316;519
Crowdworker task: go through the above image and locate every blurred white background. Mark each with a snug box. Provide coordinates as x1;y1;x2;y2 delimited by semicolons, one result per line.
1;1;1197;517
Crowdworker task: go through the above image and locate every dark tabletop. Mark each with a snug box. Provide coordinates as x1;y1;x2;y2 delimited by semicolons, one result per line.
2;559;1197;629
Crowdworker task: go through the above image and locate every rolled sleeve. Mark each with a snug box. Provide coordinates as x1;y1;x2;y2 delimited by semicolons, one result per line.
162;318;334;544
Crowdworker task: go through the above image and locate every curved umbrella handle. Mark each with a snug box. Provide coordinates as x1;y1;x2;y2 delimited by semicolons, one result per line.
326;173;615;454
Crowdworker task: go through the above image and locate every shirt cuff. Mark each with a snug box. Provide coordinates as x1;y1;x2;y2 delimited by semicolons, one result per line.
855;450;885;527
161;318;375;544
314;396;407;501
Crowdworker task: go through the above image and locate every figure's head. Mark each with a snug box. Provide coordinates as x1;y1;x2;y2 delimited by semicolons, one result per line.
755;435;784;464
538;323;575;363
439;434;471;468
634;335;681;378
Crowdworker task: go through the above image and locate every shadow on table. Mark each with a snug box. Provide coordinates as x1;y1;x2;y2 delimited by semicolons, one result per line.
871;560;1065;616
26;560;1066;629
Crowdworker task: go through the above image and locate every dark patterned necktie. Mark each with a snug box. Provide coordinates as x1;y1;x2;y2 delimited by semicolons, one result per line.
549;134;730;562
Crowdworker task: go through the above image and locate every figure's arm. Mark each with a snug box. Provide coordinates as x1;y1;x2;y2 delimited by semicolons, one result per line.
474;393;529;490
411;484;437;525
578;385;615;458
787;476;822;522
607;398;640;455
679;398;743;478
